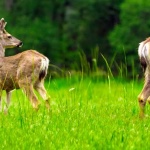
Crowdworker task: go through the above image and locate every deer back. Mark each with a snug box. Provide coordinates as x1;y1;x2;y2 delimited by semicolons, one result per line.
0;50;49;91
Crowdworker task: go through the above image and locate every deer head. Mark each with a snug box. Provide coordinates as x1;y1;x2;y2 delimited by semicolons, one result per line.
0;18;22;56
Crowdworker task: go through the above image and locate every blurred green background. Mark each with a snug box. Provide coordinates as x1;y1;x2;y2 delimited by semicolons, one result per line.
0;0;149;77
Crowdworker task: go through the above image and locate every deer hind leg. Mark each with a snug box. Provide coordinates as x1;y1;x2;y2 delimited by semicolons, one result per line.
24;85;40;110
34;80;50;110
138;81;150;118
19;80;40;110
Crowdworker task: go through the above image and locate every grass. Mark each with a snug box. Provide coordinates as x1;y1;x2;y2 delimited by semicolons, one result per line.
0;76;150;150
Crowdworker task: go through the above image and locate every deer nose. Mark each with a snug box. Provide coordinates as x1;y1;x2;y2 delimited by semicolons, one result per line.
17;41;23;47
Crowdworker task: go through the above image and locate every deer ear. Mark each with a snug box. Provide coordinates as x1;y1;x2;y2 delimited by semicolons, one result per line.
4;22;7;28
0;18;6;30
0;19;3;30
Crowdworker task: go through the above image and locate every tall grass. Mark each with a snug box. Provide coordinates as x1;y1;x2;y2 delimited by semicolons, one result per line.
0;49;147;149
0;74;148;150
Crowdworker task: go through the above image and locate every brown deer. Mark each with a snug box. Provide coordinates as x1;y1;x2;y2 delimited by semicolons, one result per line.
0;18;50;112
138;37;150;118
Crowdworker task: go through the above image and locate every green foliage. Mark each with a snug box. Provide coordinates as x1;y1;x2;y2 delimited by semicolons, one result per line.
0;0;123;71
64;0;122;55
1;0;149;76
0;77;148;149
109;0;150;72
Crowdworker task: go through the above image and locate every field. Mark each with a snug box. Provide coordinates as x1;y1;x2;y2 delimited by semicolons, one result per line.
0;76;150;150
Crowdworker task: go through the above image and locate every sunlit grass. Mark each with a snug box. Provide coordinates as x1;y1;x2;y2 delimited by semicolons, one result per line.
0;76;150;149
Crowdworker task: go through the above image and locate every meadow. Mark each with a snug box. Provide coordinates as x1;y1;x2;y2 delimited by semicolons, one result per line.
0;75;150;150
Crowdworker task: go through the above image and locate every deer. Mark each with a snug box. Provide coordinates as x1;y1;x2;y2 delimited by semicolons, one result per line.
138;37;150;118
0;18;50;112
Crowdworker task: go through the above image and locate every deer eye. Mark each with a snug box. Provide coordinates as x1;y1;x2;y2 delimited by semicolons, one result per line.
8;35;12;39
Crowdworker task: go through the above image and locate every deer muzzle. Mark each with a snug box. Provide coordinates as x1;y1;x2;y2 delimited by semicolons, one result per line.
17;41;23;47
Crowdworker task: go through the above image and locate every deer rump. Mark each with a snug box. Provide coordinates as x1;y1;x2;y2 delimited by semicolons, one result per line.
138;38;150;72
0;50;49;91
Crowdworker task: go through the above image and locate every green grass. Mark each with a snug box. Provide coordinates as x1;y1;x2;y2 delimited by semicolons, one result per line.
0;76;150;150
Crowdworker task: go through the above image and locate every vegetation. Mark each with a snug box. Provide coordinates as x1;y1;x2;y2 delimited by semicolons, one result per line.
109;0;150;74
0;76;149;149
0;0;150;149
1;0;144;75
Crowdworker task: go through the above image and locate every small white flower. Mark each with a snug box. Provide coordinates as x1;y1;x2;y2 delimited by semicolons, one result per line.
69;87;75;92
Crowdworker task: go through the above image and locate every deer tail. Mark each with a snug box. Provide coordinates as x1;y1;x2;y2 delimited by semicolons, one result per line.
39;57;49;81
138;41;150;72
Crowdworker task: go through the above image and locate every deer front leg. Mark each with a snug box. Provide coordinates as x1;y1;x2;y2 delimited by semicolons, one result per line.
0;90;2;111
138;82;150;118
4;90;12;113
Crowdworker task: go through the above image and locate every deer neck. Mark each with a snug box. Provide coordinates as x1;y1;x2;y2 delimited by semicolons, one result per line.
0;44;5;57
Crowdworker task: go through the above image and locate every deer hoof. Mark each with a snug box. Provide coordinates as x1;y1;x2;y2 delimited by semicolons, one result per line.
147;96;150;104
45;99;50;110
33;102;41;111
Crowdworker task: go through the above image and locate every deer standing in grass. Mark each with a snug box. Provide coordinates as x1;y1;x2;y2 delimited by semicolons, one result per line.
0;18;50;112
138;37;150;118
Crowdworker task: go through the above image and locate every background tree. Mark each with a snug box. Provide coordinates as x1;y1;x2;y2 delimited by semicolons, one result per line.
109;0;150;75
4;0;148;76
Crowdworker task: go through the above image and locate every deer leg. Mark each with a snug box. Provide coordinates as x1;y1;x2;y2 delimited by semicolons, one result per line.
0;96;1;110
138;94;147;118
0;90;2;111
4;91;12;113
138;81;150;118
6;91;11;107
34;81;50;110
20;83;40;110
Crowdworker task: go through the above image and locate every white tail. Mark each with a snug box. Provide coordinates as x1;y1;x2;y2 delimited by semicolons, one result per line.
0;18;50;112
138;37;150;72
138;37;150;118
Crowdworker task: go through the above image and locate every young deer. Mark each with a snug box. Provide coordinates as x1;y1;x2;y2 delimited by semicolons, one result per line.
0;18;50;112
138;37;150;118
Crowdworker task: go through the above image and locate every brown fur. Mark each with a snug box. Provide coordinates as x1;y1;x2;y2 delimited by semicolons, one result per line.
138;37;150;118
0;18;50;112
